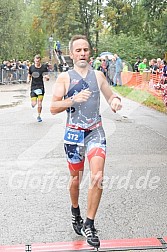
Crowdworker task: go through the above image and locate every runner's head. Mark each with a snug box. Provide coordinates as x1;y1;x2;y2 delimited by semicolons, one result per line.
34;54;41;67
69;35;90;68
69;35;89;52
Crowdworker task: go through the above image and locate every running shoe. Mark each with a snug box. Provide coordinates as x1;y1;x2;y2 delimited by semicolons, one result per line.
72;214;83;235
37;116;42;122
81;224;100;248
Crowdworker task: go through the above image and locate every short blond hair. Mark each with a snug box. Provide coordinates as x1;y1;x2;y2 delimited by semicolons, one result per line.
34;54;41;60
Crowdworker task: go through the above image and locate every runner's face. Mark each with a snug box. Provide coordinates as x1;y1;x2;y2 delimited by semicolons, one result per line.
70;39;90;68
34;58;41;67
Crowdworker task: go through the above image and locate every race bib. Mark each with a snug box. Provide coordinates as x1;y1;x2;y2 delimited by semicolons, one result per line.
64;128;84;146
34;89;42;95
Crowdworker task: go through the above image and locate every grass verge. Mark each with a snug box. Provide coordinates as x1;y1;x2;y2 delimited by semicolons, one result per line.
112;85;167;114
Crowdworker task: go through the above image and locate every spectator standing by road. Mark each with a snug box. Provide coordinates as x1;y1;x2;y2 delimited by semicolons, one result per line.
149;59;158;74
56;41;61;55
157;58;163;74
138;58;147;74
54;62;58;79
27;54;49;122
62;62;69;72
162;61;167;78
54;41;57;53
89;57;94;68
93;57;101;70
101;59;107;76
104;56;110;81
108;55;116;85
113;53;123;86
50;34;122;249
134;57;141;72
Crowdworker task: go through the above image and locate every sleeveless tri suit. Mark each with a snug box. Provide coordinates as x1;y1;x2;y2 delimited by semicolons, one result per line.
64;69;106;171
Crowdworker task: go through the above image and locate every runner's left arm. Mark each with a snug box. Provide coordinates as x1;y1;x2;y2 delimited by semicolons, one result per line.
95;70;122;113
43;65;50;81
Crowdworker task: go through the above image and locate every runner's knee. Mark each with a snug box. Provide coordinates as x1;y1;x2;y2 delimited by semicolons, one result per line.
90;170;103;189
69;170;83;189
31;101;37;107
38;100;43;107
70;175;80;187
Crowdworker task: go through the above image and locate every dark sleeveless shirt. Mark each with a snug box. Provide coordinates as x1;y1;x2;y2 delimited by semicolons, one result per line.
64;69;102;129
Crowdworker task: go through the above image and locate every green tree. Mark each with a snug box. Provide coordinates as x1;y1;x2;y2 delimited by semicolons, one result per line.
0;0;25;60
40;0;80;42
19;0;47;60
141;0;167;46
141;0;167;19
104;0;132;35
1;0;166;62
40;0;104;49
98;33;163;65
0;0;47;61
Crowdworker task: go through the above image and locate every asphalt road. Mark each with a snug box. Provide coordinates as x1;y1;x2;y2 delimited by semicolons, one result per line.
0;77;167;251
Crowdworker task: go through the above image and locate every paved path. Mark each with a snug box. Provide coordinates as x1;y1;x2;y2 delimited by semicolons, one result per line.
0;83;29;108
0;79;167;251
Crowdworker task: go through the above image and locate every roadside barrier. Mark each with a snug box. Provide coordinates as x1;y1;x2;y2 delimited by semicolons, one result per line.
121;71;164;100
0;69;28;84
0;67;166;107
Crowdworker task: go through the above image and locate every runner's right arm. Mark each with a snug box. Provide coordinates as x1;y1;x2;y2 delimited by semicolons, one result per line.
27;66;32;84
50;72;91;115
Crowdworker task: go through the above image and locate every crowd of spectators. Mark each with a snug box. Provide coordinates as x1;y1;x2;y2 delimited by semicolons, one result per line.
1;59;30;71
89;54;123;86
133;57;165;75
134;57;167;103
0;59;30;83
89;54;167;106
0;53;166;107
0;59;54;84
89;55;166;84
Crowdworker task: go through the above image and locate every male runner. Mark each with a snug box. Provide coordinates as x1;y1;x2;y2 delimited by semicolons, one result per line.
28;54;49;122
50;35;122;248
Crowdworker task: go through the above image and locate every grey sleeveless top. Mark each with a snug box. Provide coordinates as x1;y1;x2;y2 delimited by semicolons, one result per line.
64;69;102;129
